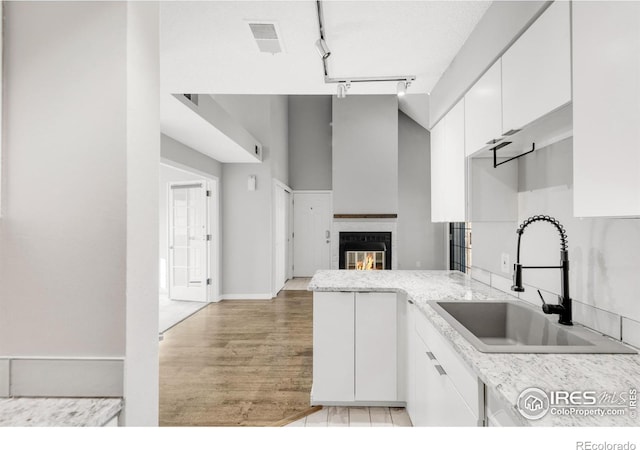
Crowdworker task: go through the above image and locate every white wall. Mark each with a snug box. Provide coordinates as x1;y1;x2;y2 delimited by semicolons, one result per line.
214;95;289;297
161;133;222;179
332;95;398;214
471;139;640;325
0;2;160;424
288;96;332;190
429;1;549;127
397;112;445;270
124;1;160;426
0;1;127;357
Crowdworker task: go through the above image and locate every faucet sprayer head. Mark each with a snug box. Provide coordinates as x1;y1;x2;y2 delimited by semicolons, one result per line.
511;263;525;292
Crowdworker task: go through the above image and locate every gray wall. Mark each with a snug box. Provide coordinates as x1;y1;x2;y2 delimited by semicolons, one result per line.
0;2;128;357
397;112;445;270
214;95;289;297
472;139;640;323
288;96;332;190
332;95;398;214
429;1;549;127
161;133;222;178
0;2;160;424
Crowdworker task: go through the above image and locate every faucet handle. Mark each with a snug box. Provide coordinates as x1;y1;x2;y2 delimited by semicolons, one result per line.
537;290;552;314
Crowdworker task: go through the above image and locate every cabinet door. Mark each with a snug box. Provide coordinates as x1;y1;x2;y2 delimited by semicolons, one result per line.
312;292;355;402
412;337;431;427
573;2;640;217
355;292;397;402
430;118;447;223
502;1;571;133
464;60;502;156
405;302;417;420
424;359;479;427
430;99;466;223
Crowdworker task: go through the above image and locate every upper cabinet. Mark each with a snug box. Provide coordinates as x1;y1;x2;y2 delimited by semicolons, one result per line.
572;2;640;217
431;99;466;223
501;1;571;133
464;60;502;157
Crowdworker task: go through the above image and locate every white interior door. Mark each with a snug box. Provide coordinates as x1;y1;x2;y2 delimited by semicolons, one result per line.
293;192;332;277
169;181;209;302
274;184;290;294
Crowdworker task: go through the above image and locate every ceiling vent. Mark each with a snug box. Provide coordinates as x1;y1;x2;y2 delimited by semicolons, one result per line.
248;22;283;54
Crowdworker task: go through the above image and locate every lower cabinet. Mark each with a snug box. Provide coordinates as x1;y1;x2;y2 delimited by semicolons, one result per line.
313;290;485;425
408;300;485;427
312;291;397;404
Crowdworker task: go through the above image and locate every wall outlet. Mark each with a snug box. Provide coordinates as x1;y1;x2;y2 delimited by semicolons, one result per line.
416;260;422;268
501;253;510;274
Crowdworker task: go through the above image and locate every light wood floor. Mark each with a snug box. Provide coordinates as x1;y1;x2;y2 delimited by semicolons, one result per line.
286;407;412;427
159;290;313;426
282;277;312;291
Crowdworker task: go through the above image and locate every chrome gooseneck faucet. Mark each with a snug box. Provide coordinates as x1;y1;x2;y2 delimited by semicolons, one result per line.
511;215;573;326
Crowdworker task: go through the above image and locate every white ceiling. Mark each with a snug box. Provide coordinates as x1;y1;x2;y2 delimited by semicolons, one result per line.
160;1;492;96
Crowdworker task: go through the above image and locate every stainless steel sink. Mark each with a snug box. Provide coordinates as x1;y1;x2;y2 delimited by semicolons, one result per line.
429;300;637;354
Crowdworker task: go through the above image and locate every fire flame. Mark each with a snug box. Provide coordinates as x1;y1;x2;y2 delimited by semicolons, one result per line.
355;253;376;270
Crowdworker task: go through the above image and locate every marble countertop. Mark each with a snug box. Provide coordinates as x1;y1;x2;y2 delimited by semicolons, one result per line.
0;398;122;427
309;270;640;426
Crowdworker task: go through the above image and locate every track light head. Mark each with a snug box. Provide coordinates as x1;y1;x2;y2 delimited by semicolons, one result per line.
337;82;350;99
315;38;331;59
397;80;410;97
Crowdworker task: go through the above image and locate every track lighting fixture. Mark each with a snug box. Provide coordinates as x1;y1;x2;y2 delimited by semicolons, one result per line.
397;80;410;97
337;82;350;99
315;38;331;59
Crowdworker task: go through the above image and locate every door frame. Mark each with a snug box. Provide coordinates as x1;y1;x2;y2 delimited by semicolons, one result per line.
161;159;221;302
272;179;293;297
292;190;333;278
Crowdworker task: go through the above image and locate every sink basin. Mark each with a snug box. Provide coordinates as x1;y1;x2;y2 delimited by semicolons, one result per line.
429;300;636;354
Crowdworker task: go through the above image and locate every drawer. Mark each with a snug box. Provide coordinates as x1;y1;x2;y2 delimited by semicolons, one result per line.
486;387;521;427
414;308;484;419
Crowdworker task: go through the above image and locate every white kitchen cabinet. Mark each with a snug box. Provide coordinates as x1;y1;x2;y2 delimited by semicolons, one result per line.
312;291;398;404
486;387;520;427
464;60;502;156
355;292;397;401
572;1;640;217
312;292;355;402
408;306;484;426
405;301;417;419
502;1;571;133
431;99;466;223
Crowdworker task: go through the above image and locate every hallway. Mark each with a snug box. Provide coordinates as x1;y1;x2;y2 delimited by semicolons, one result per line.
159;290;313;426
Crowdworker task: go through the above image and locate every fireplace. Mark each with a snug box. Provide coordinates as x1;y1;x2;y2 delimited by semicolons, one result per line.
339;232;392;270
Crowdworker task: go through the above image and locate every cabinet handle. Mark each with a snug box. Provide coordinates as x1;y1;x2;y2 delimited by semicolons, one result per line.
426;351;436;360
434;365;447;376
407;299;414;305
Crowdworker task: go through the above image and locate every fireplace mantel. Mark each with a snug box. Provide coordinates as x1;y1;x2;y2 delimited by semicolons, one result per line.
333;214;398;219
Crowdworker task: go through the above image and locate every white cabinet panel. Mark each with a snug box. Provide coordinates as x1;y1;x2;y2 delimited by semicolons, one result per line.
312;292;355;402
405;302;417;419
465;60;502;156
502;1;571;133
573;1;640;217
486;387;520;427
412;337;431;426
409;307;484;427
431;99;466;223
355;292;397;401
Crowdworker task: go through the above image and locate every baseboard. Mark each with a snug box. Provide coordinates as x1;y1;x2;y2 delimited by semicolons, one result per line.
4;357;124;397
310;399;406;407
221;293;273;300
0;360;9;397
